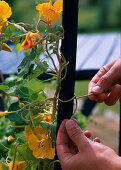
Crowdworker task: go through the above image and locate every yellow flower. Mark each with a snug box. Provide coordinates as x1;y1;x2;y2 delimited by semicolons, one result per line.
0;160;26;170
36;0;63;25
21;31;44;52
0;1;12;31
9;161;26;170
35;113;52;123
25;126;55;159
42;113;51;122
0;163;3;170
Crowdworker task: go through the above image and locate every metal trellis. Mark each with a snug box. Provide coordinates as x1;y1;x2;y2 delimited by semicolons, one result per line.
54;0;79;169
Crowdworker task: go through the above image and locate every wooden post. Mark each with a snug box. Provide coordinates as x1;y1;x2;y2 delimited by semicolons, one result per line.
54;0;79;169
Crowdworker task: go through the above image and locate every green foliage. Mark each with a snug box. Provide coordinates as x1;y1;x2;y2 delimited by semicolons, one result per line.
4;25;15;38
0;158;8;170
6;102;28;122
73;112;87;131
15;43;22;53
0;117;14;159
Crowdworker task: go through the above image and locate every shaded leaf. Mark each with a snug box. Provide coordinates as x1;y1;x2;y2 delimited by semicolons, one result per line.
23;78;44;92
6;102;28;122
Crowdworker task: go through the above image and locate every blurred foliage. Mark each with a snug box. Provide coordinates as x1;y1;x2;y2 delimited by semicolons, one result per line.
73;112;87;131
6;0;120;33
78;0;120;32
0;117;14;159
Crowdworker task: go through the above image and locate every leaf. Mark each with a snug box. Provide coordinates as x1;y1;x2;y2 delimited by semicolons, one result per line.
41;121;56;141
17;144;37;162
30;93;38;100
17;49;37;77
17;52;31;72
15;86;29;98
5;102;28;122
29;66;44;79
4;25;15;38
30;48;37;61
23;64;34;79
15;43;22;53
23;78;44;92
0;85;8;91
6;85;18;95
35;59;49;72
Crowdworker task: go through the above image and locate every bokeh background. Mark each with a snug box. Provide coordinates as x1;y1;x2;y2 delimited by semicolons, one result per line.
5;0;120;33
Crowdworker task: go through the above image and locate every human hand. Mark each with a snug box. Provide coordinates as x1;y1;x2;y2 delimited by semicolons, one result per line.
56;119;121;170
88;57;121;105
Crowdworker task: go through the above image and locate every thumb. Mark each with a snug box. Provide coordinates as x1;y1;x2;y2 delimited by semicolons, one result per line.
65;119;89;151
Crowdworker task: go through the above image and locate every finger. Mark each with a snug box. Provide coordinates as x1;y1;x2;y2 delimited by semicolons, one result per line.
104;84;121;106
56;119;74;163
65;119;89;152
88;59;118;99
88;60;115;94
84;130;92;139
92;58;121;94
93;137;100;143
94;93;108;103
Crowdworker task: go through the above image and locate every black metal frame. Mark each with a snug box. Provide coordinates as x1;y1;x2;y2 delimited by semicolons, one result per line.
54;0;79;169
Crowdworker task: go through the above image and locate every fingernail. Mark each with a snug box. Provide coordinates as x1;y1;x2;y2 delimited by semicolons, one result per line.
66;119;76;129
92;86;101;93
88;87;93;93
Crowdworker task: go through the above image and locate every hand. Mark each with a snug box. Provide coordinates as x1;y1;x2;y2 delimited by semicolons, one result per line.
56;119;121;170
88;57;121;105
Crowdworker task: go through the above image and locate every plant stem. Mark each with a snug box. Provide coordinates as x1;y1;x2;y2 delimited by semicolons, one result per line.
51;71;61;123
0;143;9;150
12;143;19;170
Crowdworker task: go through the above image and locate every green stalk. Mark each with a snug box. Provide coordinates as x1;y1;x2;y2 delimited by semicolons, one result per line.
51;71;61;123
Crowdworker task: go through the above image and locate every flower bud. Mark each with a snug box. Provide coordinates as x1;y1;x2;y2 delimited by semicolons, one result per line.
1;43;12;52
8;135;15;142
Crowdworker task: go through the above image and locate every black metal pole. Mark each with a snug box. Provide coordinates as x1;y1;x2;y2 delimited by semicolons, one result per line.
54;0;79;169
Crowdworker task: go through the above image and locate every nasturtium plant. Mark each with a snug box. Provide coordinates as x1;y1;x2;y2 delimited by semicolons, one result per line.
0;0;64;169
0;0;86;169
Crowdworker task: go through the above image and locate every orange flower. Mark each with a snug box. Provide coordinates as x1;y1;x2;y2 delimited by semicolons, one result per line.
0;1;12;32
35;112;52;123
43;113;51;122
21;31;43;52
0;160;26;170
9;161;26;170
36;0;63;25
25;126;55;159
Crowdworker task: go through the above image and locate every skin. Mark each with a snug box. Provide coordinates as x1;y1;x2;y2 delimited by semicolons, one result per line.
56;119;121;170
56;56;121;169
88;57;121;105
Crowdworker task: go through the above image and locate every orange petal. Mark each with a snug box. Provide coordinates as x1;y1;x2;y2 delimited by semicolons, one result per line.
54;0;63;13
0;1;12;20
